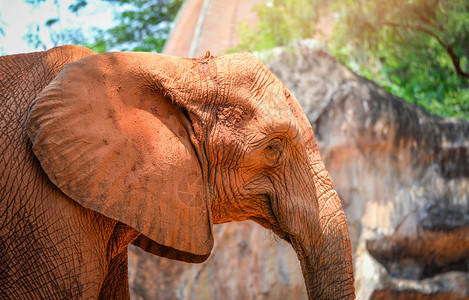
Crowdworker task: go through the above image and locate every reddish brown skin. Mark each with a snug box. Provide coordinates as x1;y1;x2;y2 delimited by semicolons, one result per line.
0;46;138;299
1;46;355;299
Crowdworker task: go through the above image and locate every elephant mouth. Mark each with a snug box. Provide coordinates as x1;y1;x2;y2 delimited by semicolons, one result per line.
249;194;292;244
250;215;292;244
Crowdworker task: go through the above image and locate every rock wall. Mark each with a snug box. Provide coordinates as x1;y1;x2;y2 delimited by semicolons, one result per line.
128;40;469;299
129;222;307;299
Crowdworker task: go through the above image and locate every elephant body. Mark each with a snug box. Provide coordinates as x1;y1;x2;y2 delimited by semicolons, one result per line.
0;46;136;298
0;46;355;299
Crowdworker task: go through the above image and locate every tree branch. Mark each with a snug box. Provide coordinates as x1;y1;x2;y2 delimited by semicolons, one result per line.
383;21;469;79
417;16;444;32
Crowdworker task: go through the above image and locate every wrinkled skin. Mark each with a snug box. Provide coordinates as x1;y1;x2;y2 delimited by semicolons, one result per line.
0;46;354;299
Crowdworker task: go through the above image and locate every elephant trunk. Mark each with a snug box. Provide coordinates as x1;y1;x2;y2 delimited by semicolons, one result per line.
300;154;354;299
276;148;355;299
291;189;355;299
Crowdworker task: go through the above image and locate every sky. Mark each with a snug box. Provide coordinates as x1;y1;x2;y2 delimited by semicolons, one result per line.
0;0;115;55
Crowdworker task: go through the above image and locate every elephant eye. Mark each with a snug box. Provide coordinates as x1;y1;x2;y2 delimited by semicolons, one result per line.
264;139;284;165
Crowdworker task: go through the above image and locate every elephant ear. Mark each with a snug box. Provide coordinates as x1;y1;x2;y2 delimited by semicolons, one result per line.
26;52;213;262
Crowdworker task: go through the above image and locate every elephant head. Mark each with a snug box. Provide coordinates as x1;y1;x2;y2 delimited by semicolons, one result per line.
26;51;354;299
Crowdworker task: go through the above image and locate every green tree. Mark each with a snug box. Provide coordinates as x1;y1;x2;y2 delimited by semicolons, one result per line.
236;0;320;51
235;0;469;119
24;0;182;53
88;0;182;52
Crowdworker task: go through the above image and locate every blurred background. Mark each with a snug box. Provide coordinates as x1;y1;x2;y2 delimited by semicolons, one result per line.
1;0;468;299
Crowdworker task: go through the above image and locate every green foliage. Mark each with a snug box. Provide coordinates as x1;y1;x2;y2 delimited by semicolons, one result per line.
69;0;88;13
91;0;182;52
23;0;182;53
234;0;320;52
45;18;58;27
234;0;469;119
330;0;469;119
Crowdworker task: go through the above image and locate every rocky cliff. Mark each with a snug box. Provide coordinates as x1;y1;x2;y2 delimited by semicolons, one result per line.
128;40;469;299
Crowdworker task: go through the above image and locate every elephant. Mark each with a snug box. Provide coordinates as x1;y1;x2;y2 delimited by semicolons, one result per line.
0;45;354;299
